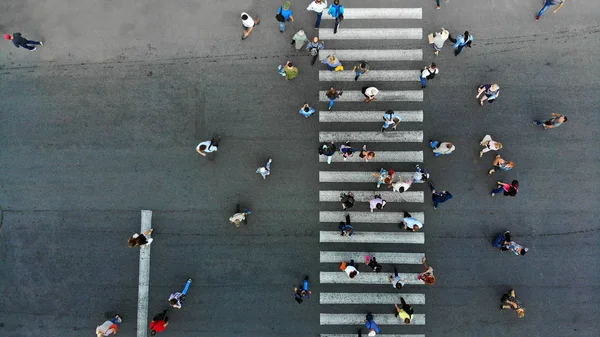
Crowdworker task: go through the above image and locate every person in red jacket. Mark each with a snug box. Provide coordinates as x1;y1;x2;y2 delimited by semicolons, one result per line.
150;310;169;335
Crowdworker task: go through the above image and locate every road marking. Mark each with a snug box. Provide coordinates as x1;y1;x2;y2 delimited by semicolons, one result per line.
321;335;426;337
321;8;422;20
320;272;424;285
320;90;423;102
319;111;423;123
320;190;424;203
319;49;422;61
320;293;425;305
320;231;424;243
319;131;423;143
318;151;423;163
137;210;152;337
320;313;426;325
320;211;425;223
319;171;424;183
319;70;420;82
320;251;425;264
320;28;422;40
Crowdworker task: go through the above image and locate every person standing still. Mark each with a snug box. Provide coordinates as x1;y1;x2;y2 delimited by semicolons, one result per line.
307;0;328;29
278;61;299;80
420;63;439;88
533;113;567;129
448;31;473;56
328;0;345;34
299;103;316;118
276;2;294;33
536;0;565;21
149;310;169;335
241;13;260;40
306;37;325;65
353;61;370;81
4;33;42;50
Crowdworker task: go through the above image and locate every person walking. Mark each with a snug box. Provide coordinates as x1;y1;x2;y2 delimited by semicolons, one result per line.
339;214;354;237
229;205;252;227
241;12;260;40
319;141;337;164
448;31;473;56
388;266;407;290
326;86;343;110
369;194;387;212
365;255;382;272
419;63;439;88
4;33;42;50
291;30;308;50
418;257;436;285
96;314;121;336
491;180;519;197
430;140;455;156
128;229;153;248
278;61;299;80
307;0;328;29
169;279;192;309
306;36;325;65
364;312;381;336
479;135;503;157
340;259;359;278
353;61;370;81
413;164;430;183
328;0;345;34
293;276;312;303
339;141;355;160
149;310;169;335
434;0;442;10
493;231;529;256
373;168;394;188
500;289;526;318
488;154;515;176
395;297;415;324
390;177;413;193
533;113;568;129
340;191;355;210
430;27;449;55
476;83;500;106
381;110;401;132
256;158;273;179
196;136;220;161
299;103;316;118
428;181;453;209
276;1;295;33
536;0;565;21
359;144;376;162
362;86;378;103
400;211;423;232
322;54;342;71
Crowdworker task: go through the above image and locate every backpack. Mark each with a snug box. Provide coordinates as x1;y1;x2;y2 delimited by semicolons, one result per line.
424;68;436;79
309;47;319;56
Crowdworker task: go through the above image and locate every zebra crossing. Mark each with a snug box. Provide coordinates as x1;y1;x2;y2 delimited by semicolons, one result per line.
317;4;426;336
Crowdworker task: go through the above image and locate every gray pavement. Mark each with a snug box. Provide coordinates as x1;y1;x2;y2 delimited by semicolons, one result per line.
0;0;599;336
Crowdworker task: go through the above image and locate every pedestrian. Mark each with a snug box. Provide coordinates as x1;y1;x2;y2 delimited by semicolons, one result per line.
500;289;526;318
428;181;453;209
479;134;503;157
476;83;500;106
388;266;407;290
328;0;345;34
276;1;295;33
353;61;370;81
536;0;565;21
149;310;169;335
319;141;337;164
413;164;430;183
365;255;382;272
369;194;387;212
435;0;441;10
418;257;435;285
340;191;355;210
488;154;515;176
493;231;529;255
359;144;376;162
429;140;455;156
340;259;359;278
339;141;355;160
339;214;354;237
128;229;153;248
400;211;423;232
448;30;473;56
390;177;413;192
293;276;311;303
326;86;343;111
4;33;42;51
196;136;220;161
299;103;316;118
533;112;567;129
241;12;260;40
291;30;308;50
373;168;394;188
491;180;519;197
96;314;122;336
395;297;415;324
307;0;328;29
169;279;192;309
256;158;273;179
419;63;439;88
381;110;401;132
430;27;449;56
322;54;342;71
362;86;378;103
306;36;325;66
364;312;381;336
229;204;252;227
278;61;299;80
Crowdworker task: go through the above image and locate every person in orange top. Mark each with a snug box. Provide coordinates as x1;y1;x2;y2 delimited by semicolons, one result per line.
150;310;169;335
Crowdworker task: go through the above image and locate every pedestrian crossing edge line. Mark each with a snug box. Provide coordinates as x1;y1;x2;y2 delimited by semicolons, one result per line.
320;292;425;305
320;313;426;325
137;210;152;337
321;8;422;20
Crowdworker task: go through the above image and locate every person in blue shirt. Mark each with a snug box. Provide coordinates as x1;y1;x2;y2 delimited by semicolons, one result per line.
327;0;345;34
364;312;381;336
299;103;315;118
277;1;295;32
448;30;473;56
381;110;401;132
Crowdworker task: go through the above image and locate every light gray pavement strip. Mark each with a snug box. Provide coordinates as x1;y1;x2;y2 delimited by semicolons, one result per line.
321;8;422;20
320;272;424;285
320;231;424;244
319;131;423;143
319;90;423;102
319;111;423;123
321;335;426;337
319;49;422;61
320;251;425;264
320;313;425;325
319;191;424;203
320;293;425;305
318;151;423;163
319;28;422;40
319;70;421;82
319;171;424;183
320;211;424;223
137;210;152;337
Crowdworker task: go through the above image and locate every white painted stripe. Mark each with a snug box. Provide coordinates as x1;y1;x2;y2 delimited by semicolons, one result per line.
321;8;422;20
137;210;152;337
320;28;422;40
320;190;423;203
320;231;424;244
321;335;426;337
319;171;423;183
320;90;423;102
320;211;424;224
319;111;423;123
320;251;425;264
320;293;425;305
319;151;423;163
320;272;423;285
319;70;420;82
319;131;423;143
320;313;426;325
319;49;422;61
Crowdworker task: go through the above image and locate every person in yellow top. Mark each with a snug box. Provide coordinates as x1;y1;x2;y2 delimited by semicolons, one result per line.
394;297;414;324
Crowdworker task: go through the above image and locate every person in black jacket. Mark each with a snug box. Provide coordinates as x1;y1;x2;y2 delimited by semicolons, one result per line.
4;33;42;50
319;141;337;164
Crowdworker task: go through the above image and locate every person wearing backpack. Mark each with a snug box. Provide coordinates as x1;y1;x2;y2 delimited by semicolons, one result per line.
306;36;324;65
491;180;519;197
319;141;337;164
276;2;295;33
328;0;345;34
419;63;439;88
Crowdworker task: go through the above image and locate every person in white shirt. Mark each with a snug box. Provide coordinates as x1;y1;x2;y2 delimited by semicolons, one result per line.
388;266;407;290
479;134;503;157
96;315;122;336
362;86;379;103
307;0;328;29
341;259;359;278
196;137;220;161
420;63;439;88
241;12;260;40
